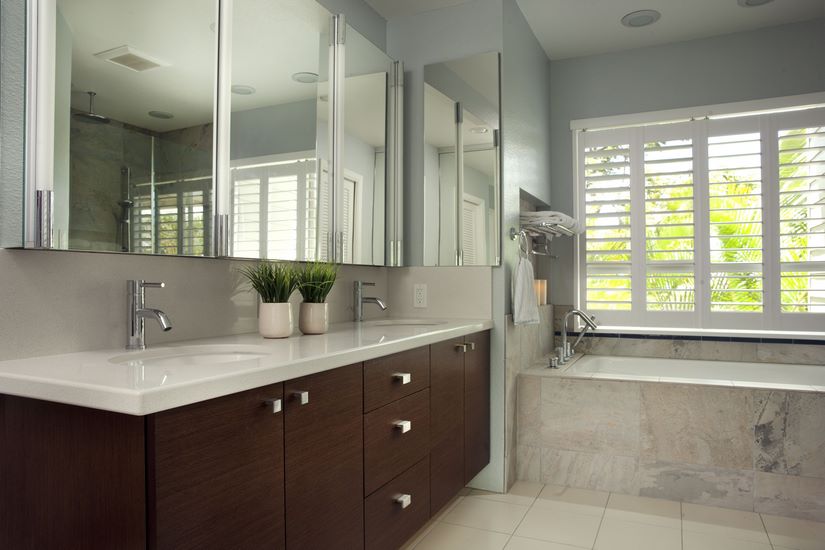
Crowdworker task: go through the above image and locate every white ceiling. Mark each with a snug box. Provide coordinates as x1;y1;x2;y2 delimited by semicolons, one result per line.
364;0;474;19
516;0;825;60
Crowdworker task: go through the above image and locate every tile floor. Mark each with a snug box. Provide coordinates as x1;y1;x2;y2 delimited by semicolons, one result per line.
402;482;825;550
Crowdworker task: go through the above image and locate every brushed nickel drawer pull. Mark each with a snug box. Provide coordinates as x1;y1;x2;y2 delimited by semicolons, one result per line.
455;343;468;352
394;493;412;508
393;420;412;433
292;391;309;405
263;398;282;414
467;341;476;351
393;372;412;384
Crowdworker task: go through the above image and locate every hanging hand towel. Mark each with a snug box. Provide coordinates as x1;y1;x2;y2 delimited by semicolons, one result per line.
512;236;540;325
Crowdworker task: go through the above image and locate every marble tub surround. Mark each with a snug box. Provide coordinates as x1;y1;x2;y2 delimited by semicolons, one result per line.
517;372;825;522
574;333;825;366
504;306;554;489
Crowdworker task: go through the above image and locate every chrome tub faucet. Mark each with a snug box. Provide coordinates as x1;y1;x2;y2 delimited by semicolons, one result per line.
557;308;598;364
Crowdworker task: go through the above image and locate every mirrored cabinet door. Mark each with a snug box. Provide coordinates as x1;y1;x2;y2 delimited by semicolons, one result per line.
423;52;501;266
338;24;396;266
50;0;217;255
226;0;331;262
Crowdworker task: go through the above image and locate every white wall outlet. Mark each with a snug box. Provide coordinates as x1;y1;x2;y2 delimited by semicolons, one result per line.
413;284;427;308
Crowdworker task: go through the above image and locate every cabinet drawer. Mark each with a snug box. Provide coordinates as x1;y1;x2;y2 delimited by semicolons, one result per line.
364;346;430;412
364;389;430;495
365;457;430;550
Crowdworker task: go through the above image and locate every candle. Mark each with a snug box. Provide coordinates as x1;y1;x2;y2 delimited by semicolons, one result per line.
533;280;542;305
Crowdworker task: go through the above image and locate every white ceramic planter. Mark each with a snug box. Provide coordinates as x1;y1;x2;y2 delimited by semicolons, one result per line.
259;302;293;338
299;302;329;335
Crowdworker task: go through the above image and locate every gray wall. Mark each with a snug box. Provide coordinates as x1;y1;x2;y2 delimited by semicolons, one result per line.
548;18;825;305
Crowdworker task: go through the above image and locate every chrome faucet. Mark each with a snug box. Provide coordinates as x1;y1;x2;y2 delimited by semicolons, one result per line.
558;308;598;364
354;281;387;321
127;280;172;350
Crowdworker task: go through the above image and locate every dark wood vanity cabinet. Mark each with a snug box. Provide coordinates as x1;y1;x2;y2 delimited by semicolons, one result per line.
147;383;286;550
0;331;490;550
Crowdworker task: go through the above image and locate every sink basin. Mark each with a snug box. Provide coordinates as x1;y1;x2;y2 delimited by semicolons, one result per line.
367;319;448;327
109;345;271;367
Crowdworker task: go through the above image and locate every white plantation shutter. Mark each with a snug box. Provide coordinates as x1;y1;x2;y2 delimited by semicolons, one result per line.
577;103;825;332
131;180;209;255
776;109;825;324
643;131;695;313
581;129;633;318
341;176;355;264
461;195;485;266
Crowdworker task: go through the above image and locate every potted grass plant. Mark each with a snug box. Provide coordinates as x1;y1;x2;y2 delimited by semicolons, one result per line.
296;261;338;334
240;262;297;338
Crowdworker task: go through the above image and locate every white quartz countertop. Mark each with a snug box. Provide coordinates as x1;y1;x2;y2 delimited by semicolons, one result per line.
0;319;493;415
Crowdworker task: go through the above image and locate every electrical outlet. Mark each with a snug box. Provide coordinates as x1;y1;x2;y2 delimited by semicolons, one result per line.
413;284;427;308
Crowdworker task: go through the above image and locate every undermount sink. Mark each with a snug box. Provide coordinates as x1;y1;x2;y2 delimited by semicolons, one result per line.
109;345;271;367
367;319;448;327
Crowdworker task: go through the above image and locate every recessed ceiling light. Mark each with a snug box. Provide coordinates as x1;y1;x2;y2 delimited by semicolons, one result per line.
737;0;774;6
292;72;320;84
231;84;256;95
148;110;174;119
470;127;489;134
621;9;661;28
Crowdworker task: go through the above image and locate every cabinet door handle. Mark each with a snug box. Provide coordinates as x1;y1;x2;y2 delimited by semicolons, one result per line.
455;343;468;353
393;372;412;385
393;420;412;433
467;341;476;351
394;493;412;509
292;391;309;405
263;398;282;414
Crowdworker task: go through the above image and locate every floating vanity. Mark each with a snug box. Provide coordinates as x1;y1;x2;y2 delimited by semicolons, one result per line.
0;320;492;550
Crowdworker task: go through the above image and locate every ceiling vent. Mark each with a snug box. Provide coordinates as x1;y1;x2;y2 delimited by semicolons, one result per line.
93;46;168;72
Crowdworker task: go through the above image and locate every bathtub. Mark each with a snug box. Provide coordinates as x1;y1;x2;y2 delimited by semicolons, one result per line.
561;354;825;392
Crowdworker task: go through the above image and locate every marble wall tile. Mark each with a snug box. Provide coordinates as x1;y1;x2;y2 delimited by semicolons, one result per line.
754;472;825;523
756;343;825;366
639;461;754;511
641;383;753;469
539;305;554;357
540;378;640;455
520;321;541;370
553;304;573;333
754;391;825;478
540;448;640;494
517;375;541;447
516;445;541;482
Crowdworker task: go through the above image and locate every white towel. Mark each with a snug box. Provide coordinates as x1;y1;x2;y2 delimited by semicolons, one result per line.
512;242;540;325
520;211;582;234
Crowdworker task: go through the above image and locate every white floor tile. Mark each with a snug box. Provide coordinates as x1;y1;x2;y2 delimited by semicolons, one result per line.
594;517;681;550
761;514;825;550
432;495;465;522
442;496;530;534
413;522;510;550
515;505;602;548
469;481;544;507
603;493;681;528
683;530;773;550
682;502;770;543
534;484;609;517
400;517;439;550
504;536;585;550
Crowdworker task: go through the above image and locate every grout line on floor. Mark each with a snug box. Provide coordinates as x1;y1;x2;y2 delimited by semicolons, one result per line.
758;513;776;550
590;492;610;549
679;501;684;550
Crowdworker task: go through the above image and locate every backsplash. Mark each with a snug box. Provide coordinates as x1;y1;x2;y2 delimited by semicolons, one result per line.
0;249;390;362
553;304;825;366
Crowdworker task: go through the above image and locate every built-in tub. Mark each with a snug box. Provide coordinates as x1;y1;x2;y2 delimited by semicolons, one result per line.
560;354;825;392
518;354;825;521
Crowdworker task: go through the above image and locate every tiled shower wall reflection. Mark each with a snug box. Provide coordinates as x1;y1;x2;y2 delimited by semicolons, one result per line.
504;304;553;489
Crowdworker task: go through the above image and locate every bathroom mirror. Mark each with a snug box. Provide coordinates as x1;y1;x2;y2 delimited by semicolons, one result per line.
421;52;501;266
45;0;218;255
226;0;331;262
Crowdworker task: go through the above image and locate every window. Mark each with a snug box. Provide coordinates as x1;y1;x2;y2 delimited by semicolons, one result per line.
577;103;825;332
131;177;211;256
